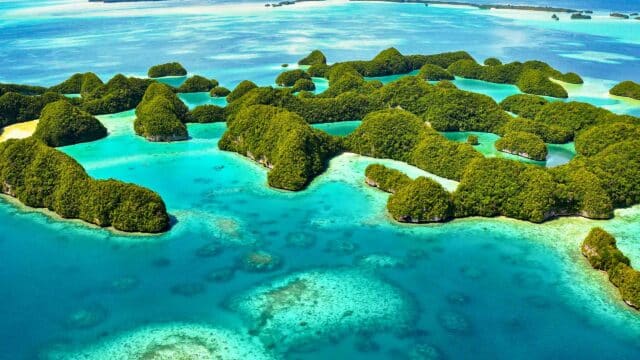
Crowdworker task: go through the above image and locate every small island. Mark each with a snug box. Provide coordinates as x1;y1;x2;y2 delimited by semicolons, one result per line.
609;80;640;100
177;75;219;93
147;62;187;78
582;228;640;309
134;83;190;142
495;131;548;161
0;138;170;233
33;100;107;147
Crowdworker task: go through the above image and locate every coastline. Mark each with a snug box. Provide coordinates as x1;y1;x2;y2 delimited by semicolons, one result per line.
0;193;164;238
350;0;582;13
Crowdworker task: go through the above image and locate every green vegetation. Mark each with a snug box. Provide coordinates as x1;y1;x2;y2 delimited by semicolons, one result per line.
219;105;341;190
501;96;634;141
3;50;634;231
550;163;613;219
582;228;640;309
411;132;482;181
609;80;640;100
276;70;311;87
582;228;629;271
454;158;556;222
495;131;548;161
0;83;48;96
405;50;475;70
423;87;511;133
325;47;416;77
189;104;225;123
584;140;640;207
134;83;189;141
484;57;502;66
292;78;316;92
81;74;153;115
499;94;548;119
499;117;572;144
515;69;568;98
345;109;481;181
346;109;425;162
224;85;380;124
210;86;230;97
227;80;258;103
0;138;169;232
418;64;454;81
33;100;107;147
364;164;453;223
364;164;411;193
533;101;612;135
447;58;578;97
298;50;327;66
148;62;187;78
177;76;219;93
575;122;640;156
307;64;329;77
0;91;66;127
49;72;103;96
387;176;453;223
467;135;479;145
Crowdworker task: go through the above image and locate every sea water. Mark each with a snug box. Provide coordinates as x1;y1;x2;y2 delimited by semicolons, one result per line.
1;1;640;359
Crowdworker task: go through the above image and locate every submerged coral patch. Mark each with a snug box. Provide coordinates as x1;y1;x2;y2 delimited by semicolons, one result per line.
43;323;275;360
229;269;414;350
64;304;109;329
356;253;406;269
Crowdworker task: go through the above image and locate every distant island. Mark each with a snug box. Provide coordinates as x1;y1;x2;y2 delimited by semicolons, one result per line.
349;0;583;13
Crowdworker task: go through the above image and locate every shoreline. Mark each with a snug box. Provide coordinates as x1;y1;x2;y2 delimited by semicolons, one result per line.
349;0;583;13
0;194;164;238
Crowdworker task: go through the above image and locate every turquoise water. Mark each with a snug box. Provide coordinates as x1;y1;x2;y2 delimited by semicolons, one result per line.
442;131;576;167
1;1;640;359
1;110;638;359
312;121;362;137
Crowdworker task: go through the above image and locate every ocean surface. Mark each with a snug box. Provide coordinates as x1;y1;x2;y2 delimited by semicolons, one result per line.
1;0;640;359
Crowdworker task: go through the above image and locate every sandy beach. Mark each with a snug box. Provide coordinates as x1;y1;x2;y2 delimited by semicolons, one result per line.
0;120;38;142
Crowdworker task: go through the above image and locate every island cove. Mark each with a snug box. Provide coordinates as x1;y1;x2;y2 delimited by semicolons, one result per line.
1;46;640;315
1;47;639;236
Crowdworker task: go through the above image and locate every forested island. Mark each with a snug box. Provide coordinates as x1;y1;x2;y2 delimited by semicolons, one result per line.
582;228;640;309
0;138;169;232
609;80;640;100
215;49;639;226
0;48;639;235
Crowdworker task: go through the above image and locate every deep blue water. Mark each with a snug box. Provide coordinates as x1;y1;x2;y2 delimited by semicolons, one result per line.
1;1;640;359
1;1;639;87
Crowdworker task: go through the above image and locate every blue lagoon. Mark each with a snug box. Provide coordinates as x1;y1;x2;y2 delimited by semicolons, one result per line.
1;1;640;359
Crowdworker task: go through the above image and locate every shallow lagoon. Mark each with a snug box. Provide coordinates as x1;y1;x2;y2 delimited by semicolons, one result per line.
0;110;639;359
1;0;640;359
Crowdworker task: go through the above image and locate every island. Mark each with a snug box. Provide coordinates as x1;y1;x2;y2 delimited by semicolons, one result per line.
134;83;190;142
1;48;639;232
0;138;169;233
494;131;547;161
33;100;107;147
365;164;452;222
297;49;327;66
147;62;187;78
210;86;231;97
177;75;219;93
582;228;640;309
214;48;639;225
609;80;640;100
